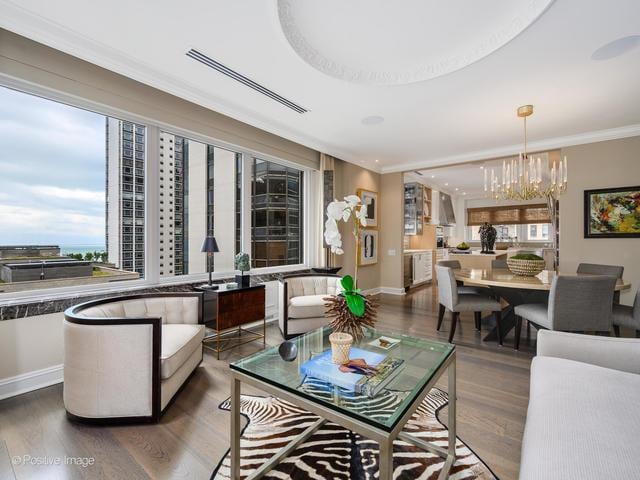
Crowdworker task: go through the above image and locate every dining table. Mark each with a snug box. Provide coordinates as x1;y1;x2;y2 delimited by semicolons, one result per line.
453;268;632;343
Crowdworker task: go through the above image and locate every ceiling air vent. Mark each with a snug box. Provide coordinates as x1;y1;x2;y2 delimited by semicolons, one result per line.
186;48;308;114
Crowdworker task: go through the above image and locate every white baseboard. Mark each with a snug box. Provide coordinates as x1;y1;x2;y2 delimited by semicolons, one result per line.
0;364;63;401
362;287;406;296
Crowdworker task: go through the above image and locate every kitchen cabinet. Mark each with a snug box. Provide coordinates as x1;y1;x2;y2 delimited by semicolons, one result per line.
412;250;433;285
404;182;424;235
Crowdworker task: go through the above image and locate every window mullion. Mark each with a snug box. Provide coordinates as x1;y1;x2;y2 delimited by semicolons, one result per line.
145;125;160;284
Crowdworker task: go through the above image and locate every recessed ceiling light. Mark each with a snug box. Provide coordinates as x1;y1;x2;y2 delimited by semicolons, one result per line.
455;187;459;191
444;182;449;186
592;35;640;61
375;159;379;163
361;115;385;126
431;175;435;178
463;192;467;195
480;166;484;169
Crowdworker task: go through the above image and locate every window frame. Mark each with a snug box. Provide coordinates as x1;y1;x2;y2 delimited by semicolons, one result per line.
0;76;315;303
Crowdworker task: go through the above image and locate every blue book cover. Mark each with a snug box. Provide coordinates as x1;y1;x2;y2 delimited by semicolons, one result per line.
300;347;387;392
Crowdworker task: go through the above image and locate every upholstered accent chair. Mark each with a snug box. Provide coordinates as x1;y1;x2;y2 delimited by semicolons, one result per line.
63;292;205;423
279;274;342;339
435;265;503;344
514;275;617;350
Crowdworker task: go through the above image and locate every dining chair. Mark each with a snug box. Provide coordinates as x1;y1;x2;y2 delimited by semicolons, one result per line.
577;262;624;304
437;260;492;297
576;262;624;278
492;258;508;269
435;265;503;344
513;275;618;350
612;288;640;338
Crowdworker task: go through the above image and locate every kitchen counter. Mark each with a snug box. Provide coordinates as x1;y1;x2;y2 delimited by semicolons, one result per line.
448;250;507;270
404;249;432;255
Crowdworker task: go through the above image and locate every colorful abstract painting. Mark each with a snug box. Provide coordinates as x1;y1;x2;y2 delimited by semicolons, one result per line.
584;186;640;238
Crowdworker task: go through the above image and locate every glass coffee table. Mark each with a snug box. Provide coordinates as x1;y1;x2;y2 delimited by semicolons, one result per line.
229;326;456;480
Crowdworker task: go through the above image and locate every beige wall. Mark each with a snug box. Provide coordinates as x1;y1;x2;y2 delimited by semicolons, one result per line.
333;161;381;291
0;29;319;170
379;173;405;290
559;136;640;304
0;313;64;380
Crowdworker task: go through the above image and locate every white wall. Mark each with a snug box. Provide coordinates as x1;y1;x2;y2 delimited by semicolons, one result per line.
559;136;640;304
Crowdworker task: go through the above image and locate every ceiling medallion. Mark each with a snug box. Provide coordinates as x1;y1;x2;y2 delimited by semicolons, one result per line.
277;0;555;86
485;105;567;201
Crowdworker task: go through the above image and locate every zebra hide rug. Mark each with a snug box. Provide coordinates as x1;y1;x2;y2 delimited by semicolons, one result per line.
212;384;497;479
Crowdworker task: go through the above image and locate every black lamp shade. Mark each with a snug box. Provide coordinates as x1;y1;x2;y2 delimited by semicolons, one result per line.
201;236;219;253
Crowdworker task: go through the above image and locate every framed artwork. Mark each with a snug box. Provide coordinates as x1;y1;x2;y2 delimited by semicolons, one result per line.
358;229;378;266
584;186;640;238
357;188;378;228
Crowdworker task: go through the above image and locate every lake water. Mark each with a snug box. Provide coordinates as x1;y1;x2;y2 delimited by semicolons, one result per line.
60;245;106;256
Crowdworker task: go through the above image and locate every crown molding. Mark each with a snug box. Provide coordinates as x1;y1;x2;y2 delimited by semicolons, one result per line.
381;123;640;174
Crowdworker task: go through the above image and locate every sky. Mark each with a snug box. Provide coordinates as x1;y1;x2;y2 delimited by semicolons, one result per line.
0;86;106;247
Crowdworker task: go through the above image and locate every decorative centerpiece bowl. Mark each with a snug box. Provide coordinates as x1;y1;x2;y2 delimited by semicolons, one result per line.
456;242;470;251
507;254;546;276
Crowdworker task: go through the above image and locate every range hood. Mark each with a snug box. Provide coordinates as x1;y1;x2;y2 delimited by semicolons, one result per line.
439;193;456;226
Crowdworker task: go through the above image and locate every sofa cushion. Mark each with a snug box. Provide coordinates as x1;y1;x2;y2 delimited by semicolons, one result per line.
289;294;331;319
160;324;204;380
520;356;640;480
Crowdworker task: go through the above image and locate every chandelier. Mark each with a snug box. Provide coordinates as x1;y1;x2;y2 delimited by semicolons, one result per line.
485;105;568;201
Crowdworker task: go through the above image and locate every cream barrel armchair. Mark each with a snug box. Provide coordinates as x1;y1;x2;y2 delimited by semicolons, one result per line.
63;292;204;423
278;274;342;339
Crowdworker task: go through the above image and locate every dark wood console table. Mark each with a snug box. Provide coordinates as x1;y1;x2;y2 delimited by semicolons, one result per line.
195;283;266;359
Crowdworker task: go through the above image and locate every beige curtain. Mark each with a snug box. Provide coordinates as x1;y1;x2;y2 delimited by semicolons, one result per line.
314;154;336;267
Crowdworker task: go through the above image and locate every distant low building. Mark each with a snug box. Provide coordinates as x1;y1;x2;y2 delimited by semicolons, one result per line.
0;245;61;259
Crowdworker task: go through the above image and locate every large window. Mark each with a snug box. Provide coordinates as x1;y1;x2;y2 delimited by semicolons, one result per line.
0;86;145;293
158;132;240;277
0;83;309;297
251;159;303;267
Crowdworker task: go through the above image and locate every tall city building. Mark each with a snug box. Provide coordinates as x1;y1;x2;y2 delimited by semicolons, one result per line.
252;159;303;267
106;118;146;276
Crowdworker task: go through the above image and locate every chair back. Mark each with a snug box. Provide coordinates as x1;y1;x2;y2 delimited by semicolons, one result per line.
492;258;508;269
632;289;640;322
548;275;617;331
435;265;458;310
437;260;461;269
576;263;624;279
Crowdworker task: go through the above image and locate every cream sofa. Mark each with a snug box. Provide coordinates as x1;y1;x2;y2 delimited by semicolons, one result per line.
520;330;640;479
278;274;342;338
63;292;205;423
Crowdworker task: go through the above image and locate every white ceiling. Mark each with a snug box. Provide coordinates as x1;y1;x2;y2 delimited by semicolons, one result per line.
1;0;639;173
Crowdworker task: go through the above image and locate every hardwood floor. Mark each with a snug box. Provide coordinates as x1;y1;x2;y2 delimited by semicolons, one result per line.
0;285;537;480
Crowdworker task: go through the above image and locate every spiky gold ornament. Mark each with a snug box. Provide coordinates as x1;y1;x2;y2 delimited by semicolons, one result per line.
325;294;377;342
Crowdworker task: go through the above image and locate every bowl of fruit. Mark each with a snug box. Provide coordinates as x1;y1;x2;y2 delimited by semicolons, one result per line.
455;242;470;251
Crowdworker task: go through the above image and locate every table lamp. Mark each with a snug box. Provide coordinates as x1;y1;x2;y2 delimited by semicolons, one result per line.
201;236;219;287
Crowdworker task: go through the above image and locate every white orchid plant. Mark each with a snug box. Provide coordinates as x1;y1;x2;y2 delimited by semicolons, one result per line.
324;195;368;316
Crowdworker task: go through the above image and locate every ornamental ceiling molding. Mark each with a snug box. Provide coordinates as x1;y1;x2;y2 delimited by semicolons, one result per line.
277;0;555;86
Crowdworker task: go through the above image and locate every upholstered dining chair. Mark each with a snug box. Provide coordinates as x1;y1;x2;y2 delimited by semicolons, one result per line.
613;288;640;338
577;262;625;303
492;258;508;269
513;275;618;350
576;262;624;278
435;265;503;344
437;260;492;297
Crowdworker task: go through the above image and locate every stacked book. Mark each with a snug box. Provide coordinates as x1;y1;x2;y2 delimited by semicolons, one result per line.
300;347;404;398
